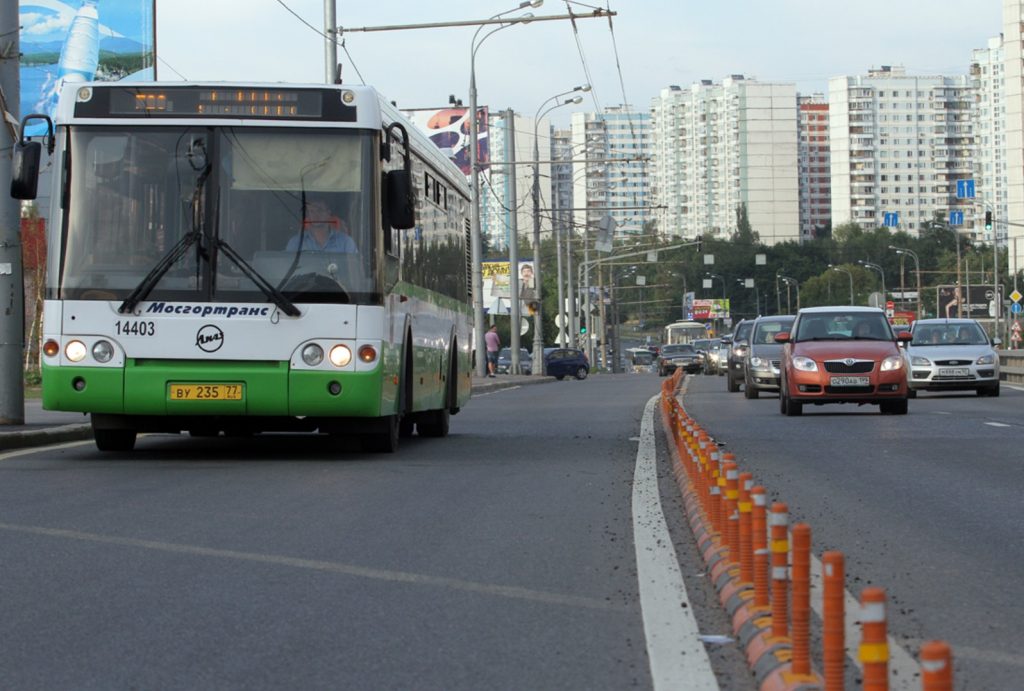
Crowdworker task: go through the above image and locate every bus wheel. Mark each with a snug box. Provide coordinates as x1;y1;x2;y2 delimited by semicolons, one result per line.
417;408;449;438
399;416;415;438
367;415;399;453
94;428;137;452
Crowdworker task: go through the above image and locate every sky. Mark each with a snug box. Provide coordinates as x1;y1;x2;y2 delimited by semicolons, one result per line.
156;0;1004;127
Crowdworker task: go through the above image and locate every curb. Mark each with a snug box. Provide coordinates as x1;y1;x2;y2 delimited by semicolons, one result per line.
0;424;93;452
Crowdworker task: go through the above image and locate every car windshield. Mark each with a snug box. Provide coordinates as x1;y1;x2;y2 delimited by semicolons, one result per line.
795;313;892;341
911;323;989;346
661;344;695;355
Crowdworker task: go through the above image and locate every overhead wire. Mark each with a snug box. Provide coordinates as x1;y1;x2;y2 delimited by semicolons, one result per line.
273;0;366;84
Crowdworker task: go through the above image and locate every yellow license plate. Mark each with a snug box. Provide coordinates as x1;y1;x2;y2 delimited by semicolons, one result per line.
168;383;244;401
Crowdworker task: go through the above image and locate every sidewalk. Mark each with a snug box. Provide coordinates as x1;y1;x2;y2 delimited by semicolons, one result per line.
0;373;550;452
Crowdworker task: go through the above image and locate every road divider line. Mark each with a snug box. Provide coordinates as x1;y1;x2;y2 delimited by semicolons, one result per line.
984;421;1011;428
0;439;92;461
0;520;625;612
633;395;718;690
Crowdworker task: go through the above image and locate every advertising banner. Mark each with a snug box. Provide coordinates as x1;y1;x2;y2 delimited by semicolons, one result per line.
19;1;156;136
482;260;535;315
936;285;1000;320
403;106;490;177
691;298;730;320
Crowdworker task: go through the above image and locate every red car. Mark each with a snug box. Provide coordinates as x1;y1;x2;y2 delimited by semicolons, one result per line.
776;306;911;416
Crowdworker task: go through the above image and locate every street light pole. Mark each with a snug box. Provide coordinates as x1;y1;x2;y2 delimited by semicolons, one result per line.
829;264;855;305
857;260;886;308
468;1;542;376
779;275;799;313
888;246;920;320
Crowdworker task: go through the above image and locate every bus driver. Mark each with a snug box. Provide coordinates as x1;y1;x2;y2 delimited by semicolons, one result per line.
286;198;358;253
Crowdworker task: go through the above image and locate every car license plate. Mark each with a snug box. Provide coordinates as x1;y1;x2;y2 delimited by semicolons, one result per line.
830;376;870;387
168;383;243;401
937;367;969;377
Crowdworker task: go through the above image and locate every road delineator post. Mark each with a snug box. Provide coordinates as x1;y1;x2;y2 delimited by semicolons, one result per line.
919;640;952;691
751;486;770;609
770;503;790;640
723;460;740;560
859;587;889;691
738;472;754;585
790;523;812;677
822;551;845;691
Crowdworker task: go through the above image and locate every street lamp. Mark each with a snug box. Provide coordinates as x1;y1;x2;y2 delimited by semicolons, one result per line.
887;246;920;320
779;275;800;313
535;88;588;353
737;278;760;316
469;0;543;376
828;264;855;305
856;260;886;307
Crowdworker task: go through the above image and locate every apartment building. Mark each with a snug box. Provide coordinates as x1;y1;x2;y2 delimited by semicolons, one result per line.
650;76;799;245
972;36;1008;245
1003;0;1024;274
798;95;831;240
829;66;973;234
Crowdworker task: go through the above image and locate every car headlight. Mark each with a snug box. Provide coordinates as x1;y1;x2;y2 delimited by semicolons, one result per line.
733;346;747;357
792;356;818;372
910;356;931;367
976;354;996;365
881;355;904;371
749;356;765;368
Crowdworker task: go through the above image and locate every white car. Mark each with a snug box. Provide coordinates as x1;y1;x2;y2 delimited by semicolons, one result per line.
905;319;1000;397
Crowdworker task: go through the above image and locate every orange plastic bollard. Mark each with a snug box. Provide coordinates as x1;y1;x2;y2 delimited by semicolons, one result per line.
751;486;769;609
920;640;953;691
724;462;740;560
707;443;722;533
822;551;845;691
769;502;789;639
790;523;811;676
859;587;889;691
738;472;754;585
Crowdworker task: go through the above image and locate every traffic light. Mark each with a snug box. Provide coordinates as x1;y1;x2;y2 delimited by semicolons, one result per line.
579;320;588;336
985;211;993;230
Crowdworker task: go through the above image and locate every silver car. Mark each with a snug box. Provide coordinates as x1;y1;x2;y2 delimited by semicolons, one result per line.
742;315;795;398
905;319;1000;397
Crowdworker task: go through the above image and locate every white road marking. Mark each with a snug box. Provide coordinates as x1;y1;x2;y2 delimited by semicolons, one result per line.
810;556;920;690
634;395;718;691
985;421;1011;428
0;521;623;612
0;439;92;461
1004;384;1024;392
473;386;523;396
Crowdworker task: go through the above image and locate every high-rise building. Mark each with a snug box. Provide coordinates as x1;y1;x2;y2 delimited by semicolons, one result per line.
650;77;799;245
570;106;651;247
829;66;973;234
972;36;1008;245
1003;0;1024;275
798;95;831;240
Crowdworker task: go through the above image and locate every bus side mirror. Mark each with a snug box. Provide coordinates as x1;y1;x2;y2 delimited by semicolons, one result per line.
11;140;42;200
385;169;415;230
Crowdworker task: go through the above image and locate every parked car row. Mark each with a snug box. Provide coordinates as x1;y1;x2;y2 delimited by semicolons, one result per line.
724;307;1002;416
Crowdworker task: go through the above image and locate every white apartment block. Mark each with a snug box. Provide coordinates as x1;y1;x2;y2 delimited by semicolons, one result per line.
650;77;799;245
1003;0;1024;275
829;66;973;234
480;112;551;252
972;36;1008;245
569;106;651;244
798;95;831;240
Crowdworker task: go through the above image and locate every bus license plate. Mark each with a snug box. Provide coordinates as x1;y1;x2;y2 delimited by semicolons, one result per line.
937;368;969;377
168;383;243;401
830;376;870;387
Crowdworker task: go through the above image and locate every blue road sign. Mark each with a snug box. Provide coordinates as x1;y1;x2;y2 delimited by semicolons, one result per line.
955;179;975;199
949;210;964;226
883;212;899;228
1012;303;1022;314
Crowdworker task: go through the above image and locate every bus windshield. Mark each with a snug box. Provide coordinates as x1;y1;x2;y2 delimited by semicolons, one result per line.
59;126;378;305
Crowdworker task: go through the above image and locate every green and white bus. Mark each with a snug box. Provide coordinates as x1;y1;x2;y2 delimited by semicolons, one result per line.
12;83;473;452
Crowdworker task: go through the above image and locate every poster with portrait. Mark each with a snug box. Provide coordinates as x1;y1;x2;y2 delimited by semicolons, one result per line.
936;285;1000;320
19;1;156;136
403;106;490;176
481;260;535;315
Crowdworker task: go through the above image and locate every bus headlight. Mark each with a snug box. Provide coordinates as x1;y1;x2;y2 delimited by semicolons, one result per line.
329;345;352;367
65;340;87;362
301;344;324;366
92;340;114;363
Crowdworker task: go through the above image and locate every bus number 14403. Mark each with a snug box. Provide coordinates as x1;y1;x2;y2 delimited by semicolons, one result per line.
115;320;156;336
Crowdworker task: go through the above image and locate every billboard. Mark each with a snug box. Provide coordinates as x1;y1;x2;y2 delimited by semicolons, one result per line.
936;285;1001;320
482;260;534;315
19;1;156;136
403;107;489;176
691;299;730;320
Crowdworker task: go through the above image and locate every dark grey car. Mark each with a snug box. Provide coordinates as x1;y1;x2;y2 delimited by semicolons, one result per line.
743;315;795;398
726;319;755;392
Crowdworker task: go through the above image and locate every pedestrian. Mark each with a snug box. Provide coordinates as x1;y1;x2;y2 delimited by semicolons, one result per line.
485;325;500;377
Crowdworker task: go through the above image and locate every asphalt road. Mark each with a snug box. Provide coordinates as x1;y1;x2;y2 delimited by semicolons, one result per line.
680;373;1024;690
0;374;752;690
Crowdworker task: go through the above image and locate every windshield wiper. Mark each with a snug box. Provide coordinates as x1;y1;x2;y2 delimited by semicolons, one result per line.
216;239;300;317
120;153;213;314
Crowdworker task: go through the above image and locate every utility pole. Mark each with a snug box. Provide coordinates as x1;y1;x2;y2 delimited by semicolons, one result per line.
0;0;23;425
323;1;337;82
504;109;523;373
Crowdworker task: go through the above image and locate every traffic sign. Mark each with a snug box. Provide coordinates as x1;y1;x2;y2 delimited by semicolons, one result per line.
883;212;899;228
949;210;964;226
1013;316;1023;327
1011;290;1023;303
955;179;976;199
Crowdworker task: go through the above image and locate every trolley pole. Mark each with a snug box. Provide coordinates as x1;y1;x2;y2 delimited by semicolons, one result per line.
0;0;23;425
